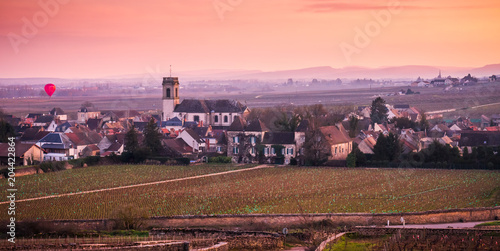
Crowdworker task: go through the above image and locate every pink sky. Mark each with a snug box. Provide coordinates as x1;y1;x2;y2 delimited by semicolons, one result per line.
1;0;499;78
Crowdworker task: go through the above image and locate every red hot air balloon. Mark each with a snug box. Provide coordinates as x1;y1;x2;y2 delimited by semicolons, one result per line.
44;83;56;97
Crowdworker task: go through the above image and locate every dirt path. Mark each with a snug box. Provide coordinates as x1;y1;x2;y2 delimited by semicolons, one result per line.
0;165;271;205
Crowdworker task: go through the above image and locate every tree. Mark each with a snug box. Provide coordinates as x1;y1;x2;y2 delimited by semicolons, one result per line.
348;115;359;138
385;133;401;162
143;118;163;155
274;112;301;132
346;143;366;167
303;129;330;166
81;101;94;108
111;204;149;230
391;117;416;130
124;125;139;154
419;113;430;133
373;134;389;161
0;120;16;143
373;133;400;162
370;97;388;125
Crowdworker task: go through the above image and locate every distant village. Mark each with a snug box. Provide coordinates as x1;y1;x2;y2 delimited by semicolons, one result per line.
1;73;500;169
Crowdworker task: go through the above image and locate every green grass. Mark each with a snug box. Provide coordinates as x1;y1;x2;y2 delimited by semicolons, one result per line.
475;221;500;227
2;167;499;220
324;233;387;251
0;164;255;201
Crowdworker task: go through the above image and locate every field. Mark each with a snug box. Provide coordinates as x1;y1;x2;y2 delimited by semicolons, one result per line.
325;232;500;251
0;164;254;202
1;165;499;221
3;83;500;118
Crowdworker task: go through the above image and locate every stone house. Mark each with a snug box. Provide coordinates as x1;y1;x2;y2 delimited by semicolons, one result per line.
319;124;353;160
227;117;269;163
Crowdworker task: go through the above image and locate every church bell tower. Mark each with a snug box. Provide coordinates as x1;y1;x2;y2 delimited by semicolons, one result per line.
162;77;180;121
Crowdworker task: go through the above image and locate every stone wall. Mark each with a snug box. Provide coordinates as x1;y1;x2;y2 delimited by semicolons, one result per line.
354;227;500;237
46;206;500;231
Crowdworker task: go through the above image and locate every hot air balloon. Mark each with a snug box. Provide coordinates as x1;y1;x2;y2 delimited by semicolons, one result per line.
44;83;56;97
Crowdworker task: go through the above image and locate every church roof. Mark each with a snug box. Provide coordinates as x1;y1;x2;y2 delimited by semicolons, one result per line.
174;99;247;113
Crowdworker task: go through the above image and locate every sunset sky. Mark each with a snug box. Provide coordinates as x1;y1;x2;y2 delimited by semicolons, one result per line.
1;0;499;78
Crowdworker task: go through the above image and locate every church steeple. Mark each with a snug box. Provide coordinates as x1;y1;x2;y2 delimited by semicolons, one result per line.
162;76;180;121
438;70;442;79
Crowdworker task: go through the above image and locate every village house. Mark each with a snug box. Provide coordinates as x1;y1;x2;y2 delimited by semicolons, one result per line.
226;117;269;163
0;143;45;166
318;124;353;160
98;134;126;156
36;132;77;161
77;107;100;123
177;128;206;153
32;115;55;128
49;107;67;120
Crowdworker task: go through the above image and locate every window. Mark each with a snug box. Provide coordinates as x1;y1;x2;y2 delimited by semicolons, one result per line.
214;115;219;123
281;148;285;155
166;88;171;98
216;146;222;152
224;115;228;123
194;115;200;122
233;136;239;143
250;136;256;144
264;147;269;155
175;88;178;97
287;148;294;155
271;148;276;155
251;147;255;154
335;147;337;154
233;147;239;154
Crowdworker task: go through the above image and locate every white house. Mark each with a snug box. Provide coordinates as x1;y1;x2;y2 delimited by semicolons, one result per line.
177;128;206;152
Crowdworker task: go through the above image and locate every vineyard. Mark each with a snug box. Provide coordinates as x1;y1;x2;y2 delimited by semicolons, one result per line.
0;164;255;202
1;166;499;220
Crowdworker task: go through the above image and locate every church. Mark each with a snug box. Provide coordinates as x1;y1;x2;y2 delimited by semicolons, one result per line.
161;77;249;127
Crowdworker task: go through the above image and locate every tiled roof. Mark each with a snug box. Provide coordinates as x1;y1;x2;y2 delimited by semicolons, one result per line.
0;143;39;157
262;132;295;145
194;127;210;137
319;125;351;145
174;99;247;113
34;115;54;123
39;133;74;149
163;138;193;154
163;117;182;127
106;142;123;152
228;116;246;131
26;113;42;119
394;104;410;109
246;119;268;132
182;128;204;143
86;118;102;131
20;128;42;141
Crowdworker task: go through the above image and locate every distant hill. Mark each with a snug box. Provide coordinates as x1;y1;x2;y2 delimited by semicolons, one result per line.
1;64;499;86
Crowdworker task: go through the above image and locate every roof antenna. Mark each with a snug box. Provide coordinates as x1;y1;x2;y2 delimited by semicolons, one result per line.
170;65;172;77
